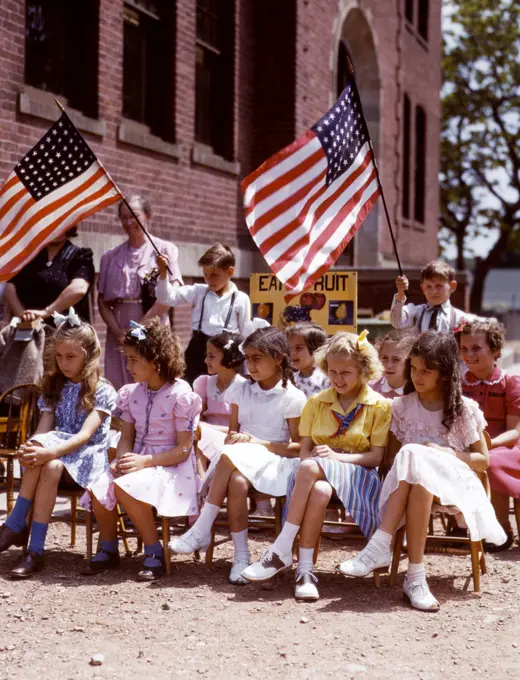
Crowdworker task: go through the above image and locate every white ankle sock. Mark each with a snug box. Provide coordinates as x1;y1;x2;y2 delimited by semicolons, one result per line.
407;562;426;580
272;521;300;555
231;529;249;557
298;547;314;572
370;528;392;552
192;502;220;536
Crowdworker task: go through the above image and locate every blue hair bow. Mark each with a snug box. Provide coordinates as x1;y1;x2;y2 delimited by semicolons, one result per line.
129;320;147;341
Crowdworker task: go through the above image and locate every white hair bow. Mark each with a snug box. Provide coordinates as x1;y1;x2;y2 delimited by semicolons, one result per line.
52;307;81;327
129;320;147;341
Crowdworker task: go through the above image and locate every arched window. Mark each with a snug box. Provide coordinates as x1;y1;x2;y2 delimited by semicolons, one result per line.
414;104;427;224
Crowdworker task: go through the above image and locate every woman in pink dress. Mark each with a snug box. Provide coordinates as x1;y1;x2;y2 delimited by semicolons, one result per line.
82;318;202;581
459;319;520;550
98;195;183;389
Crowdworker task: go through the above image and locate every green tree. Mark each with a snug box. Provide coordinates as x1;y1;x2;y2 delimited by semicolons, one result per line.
440;0;520;313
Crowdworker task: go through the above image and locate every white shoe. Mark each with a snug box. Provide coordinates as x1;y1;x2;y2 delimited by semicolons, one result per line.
403;577;440;611
229;555;251;585
294;569;319;601
338;540;391;577
240;548;292;582
169;528;211;554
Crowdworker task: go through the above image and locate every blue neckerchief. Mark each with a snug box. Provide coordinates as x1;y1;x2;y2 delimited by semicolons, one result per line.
331;403;363;437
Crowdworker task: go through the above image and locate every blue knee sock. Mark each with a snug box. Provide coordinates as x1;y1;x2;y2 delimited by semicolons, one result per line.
143;541;162;568
28;521;49;555
5;496;32;533
92;539;119;562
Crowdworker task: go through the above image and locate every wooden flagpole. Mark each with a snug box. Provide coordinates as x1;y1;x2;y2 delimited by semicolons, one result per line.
54;99;173;276
345;59;404;276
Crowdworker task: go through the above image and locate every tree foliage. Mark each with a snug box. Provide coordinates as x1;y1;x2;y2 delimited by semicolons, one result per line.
440;0;520;312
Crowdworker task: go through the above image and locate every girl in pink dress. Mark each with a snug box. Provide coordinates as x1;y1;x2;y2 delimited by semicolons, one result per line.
98;196;183;390
370;329;416;399
193;331;246;464
459;319;520;550
340;331;506;611
83;318;202;581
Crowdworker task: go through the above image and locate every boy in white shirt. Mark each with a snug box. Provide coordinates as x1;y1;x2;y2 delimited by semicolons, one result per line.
390;259;476;332
156;243;251;385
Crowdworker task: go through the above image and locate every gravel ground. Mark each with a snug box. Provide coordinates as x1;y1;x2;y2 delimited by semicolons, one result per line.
0;517;519;680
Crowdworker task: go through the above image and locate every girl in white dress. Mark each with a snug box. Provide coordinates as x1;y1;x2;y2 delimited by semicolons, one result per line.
170;327;307;584
340;331;507;611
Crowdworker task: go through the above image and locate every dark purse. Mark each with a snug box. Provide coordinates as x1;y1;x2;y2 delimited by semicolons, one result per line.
141;266;160;314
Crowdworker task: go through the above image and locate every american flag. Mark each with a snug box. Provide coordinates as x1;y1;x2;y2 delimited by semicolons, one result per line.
242;79;381;300
0;112;121;282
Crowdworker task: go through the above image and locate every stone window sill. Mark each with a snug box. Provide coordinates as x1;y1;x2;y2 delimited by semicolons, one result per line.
192;143;240;176
18;87;106;137
117;120;180;159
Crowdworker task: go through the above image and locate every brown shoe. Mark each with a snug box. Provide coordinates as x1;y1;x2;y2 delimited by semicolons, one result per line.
0;524;29;553
10;551;45;579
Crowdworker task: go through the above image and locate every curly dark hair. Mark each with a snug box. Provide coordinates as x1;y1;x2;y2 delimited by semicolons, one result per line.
207;331;244;369
123;317;185;383
458;319;505;356
404;331;463;430
286;322;328;355
243;327;293;388
42;319;101;412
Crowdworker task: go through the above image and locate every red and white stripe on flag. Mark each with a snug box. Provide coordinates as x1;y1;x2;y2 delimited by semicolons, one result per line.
242;85;381;302
0;114;120;282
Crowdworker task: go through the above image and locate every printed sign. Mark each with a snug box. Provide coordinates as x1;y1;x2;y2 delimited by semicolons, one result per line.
249;272;357;334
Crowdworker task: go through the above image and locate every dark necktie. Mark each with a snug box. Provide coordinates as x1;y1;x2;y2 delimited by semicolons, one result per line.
428;305;442;330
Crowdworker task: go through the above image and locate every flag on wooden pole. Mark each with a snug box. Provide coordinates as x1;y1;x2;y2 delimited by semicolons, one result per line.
0;112;121;282
242;77;381;301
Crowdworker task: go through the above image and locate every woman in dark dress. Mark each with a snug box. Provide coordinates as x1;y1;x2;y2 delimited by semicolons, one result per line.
4;227;94;324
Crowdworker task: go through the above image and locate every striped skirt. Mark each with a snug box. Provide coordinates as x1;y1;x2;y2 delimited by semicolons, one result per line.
285;458;381;538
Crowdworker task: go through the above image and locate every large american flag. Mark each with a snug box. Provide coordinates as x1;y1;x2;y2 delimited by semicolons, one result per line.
0;112;120;282
242;79;381;300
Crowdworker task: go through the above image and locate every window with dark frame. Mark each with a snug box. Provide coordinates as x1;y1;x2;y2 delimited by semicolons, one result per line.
122;1;176;142
414;105;427;224
195;0;235;160
25;0;99;119
405;0;414;24
417;0;429;41
402;94;411;220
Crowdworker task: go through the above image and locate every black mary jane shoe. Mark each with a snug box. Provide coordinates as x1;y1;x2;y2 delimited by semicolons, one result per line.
10;550;45;579
484;530;515;554
0;524;29;553
82;551;120;576
137;554;164;582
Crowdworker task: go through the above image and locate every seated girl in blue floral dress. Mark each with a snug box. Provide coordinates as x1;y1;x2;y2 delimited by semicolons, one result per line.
0;308;116;578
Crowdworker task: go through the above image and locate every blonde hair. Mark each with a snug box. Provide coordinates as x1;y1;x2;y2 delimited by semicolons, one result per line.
42;321;102;412
314;332;382;384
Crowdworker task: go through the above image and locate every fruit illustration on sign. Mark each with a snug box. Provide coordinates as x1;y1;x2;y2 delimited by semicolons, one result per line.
299;293;315;308
257;303;271;319
335;303;348;321
313;293;326;310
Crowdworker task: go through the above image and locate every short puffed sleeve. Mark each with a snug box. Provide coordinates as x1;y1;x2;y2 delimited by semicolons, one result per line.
449;397;487;450
37;394;54;413
67;246;95;284
94;380;117;416
97;250;111;295
193;375;208;403
368;399;392;447
173;390;203;431
224;379;246;407
114;384;136;423
389;396;408;444
299;397;318;437
283;384;307;420
505;375;520;418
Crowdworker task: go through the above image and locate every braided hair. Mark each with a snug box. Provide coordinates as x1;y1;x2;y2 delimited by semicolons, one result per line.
404;330;464;431
243;327;293;388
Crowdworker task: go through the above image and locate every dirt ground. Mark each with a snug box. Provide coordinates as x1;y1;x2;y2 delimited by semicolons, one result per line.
0;518;519;680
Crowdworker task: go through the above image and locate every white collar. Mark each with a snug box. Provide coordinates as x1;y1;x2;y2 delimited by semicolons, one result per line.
381;377;404;395
463;366;506;387
250;379;285;396
206;281;238;300
426;300;451;312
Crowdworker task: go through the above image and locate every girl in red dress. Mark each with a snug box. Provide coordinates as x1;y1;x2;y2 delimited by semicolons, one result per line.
459;319;520;550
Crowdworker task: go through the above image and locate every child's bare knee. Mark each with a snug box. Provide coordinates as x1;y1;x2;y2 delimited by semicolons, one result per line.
229;471;249;496
296;458;320;482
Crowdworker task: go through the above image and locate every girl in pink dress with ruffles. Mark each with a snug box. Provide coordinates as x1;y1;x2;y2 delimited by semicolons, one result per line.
82;318;202;581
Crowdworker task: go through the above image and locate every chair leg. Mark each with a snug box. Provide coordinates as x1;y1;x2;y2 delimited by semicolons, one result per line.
206;525;216;566
6;458;14;516
162;517;171;576
390;527;405;586
470;541;481;592
274;497;283;534
514;499;520;543
313;536;321;565
479;543;487;575
85;511;93;560
70;495;77;547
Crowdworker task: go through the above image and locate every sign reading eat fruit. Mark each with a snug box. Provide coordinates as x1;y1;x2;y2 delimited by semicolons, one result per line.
249;272;357;334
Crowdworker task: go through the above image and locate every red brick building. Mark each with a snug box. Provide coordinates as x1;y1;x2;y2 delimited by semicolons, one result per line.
0;0;444;340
